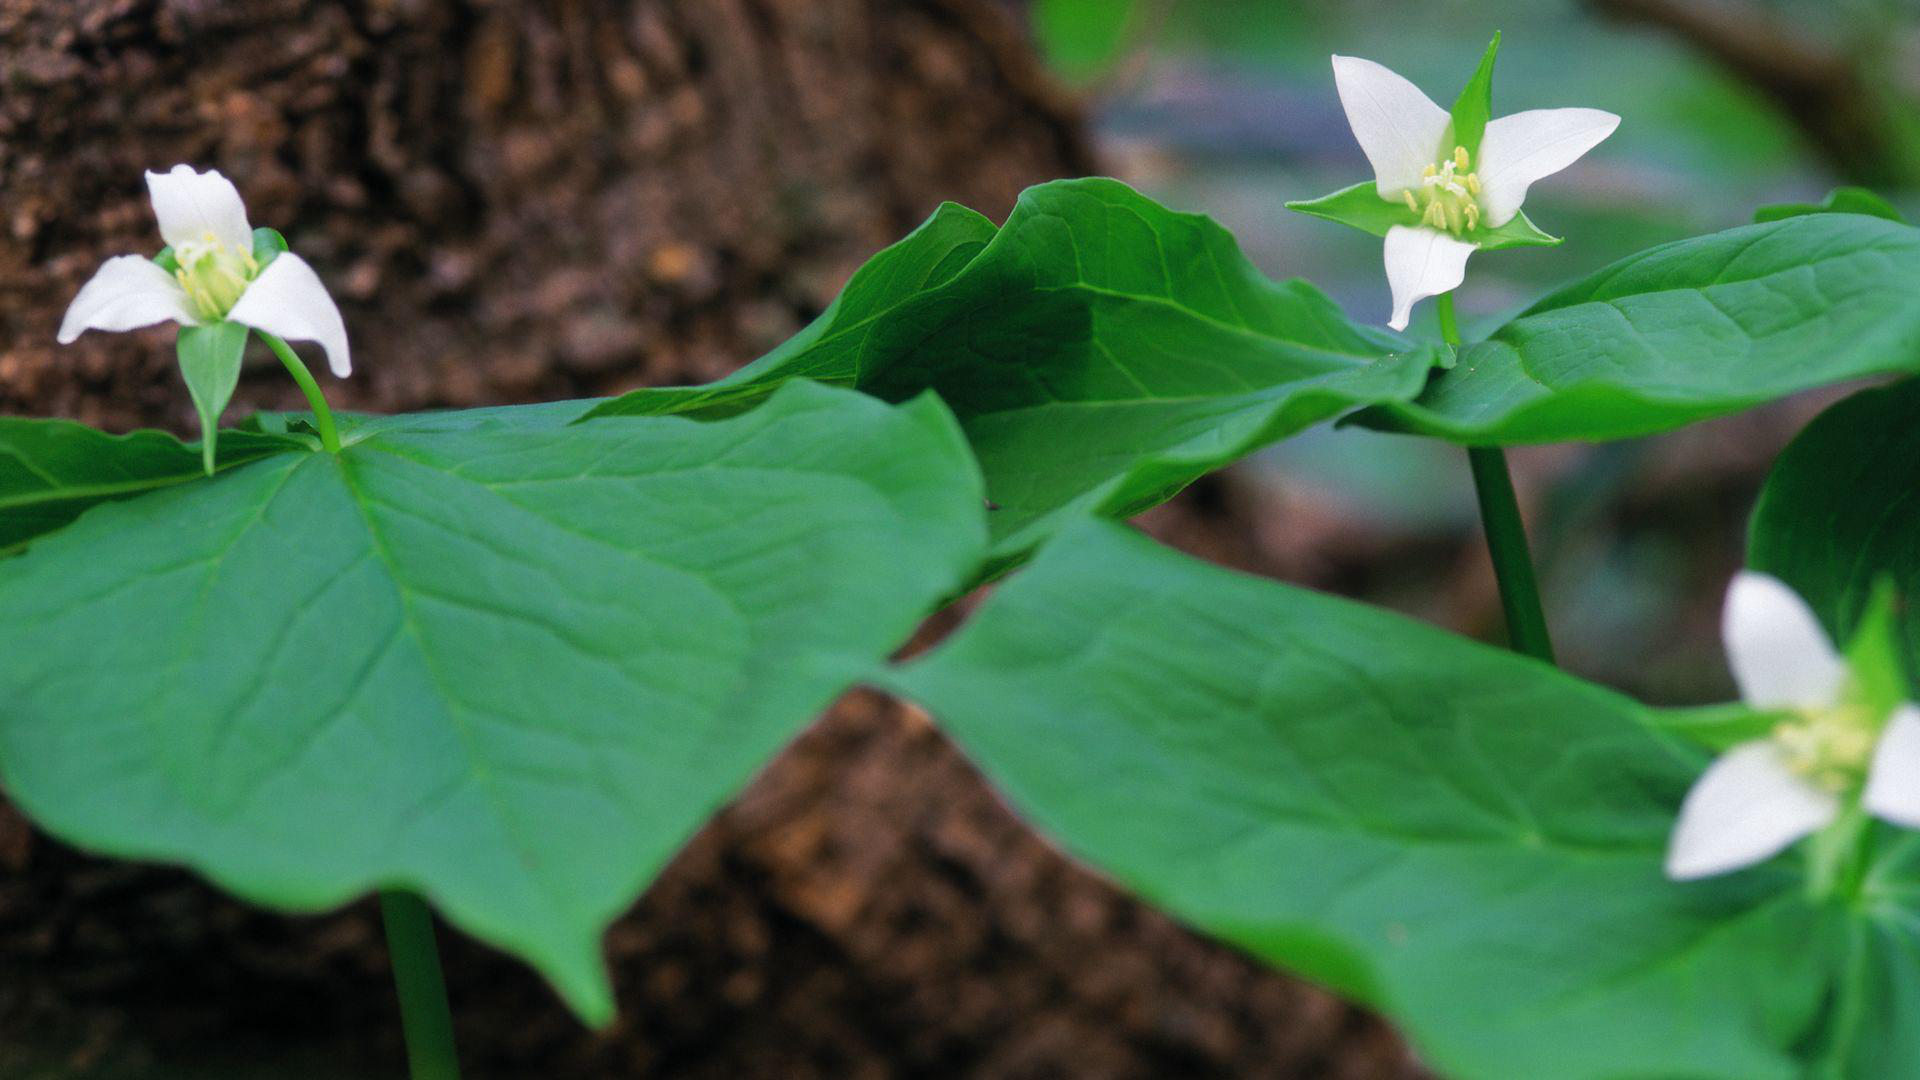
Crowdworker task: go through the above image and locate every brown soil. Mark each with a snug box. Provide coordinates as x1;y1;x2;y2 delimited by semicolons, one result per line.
0;1;1422;1076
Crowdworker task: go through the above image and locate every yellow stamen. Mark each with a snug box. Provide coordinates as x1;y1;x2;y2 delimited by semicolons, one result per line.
1404;146;1487;238
1773;704;1881;792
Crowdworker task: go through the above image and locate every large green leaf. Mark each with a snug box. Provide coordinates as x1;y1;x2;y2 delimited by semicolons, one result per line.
1754;187;1905;225
1360;213;1920;443
0;381;985;1023
0;419;304;554
1749;378;1920;683
887;520;1917;1078
591;178;1439;563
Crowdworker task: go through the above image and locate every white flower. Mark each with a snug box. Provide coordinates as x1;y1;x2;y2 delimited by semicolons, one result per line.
1665;572;1920;880
58;165;351;377
1330;55;1618;330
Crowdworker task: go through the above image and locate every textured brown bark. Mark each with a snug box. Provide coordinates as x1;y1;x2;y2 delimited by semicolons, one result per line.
0;1;1418;1076
0;0;1085;427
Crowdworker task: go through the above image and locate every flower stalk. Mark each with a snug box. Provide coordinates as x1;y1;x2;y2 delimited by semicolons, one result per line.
1440;292;1556;663
380;890;462;1080
257;329;341;454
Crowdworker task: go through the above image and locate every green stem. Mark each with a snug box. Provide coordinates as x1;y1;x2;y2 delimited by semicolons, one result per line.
380;891;461;1080
1806;804;1873;902
1436;292;1556;664
256;330;341;454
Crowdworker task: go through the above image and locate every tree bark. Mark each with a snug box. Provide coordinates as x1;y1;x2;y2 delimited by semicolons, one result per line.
0;0;1087;426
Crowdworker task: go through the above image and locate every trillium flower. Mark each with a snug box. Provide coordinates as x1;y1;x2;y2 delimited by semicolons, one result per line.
1287;35;1618;331
60;165;351;375
1665;572;1920;881
57;165;351;470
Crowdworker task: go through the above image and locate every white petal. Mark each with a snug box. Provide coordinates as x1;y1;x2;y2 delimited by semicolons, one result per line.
56;255;197;343
1331;55;1452;197
1382;225;1475;331
1666;740;1839;880
146;164;253;252
1864;704;1920;828
1475;108;1619;228
1721;571;1846;710
227;253;352;377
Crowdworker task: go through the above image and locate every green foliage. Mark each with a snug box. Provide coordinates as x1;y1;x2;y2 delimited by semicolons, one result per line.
0;381;986;1023
1753;186;1906;224
27;159;1920;1066
1360;214;1920;442
252;225;290;269
0;419;303;554
1448;32;1501;158
1285;181;1559;250
591;178;1441;565
176;321;251;475
1750;379;1920;688
1645;702;1785;752
1284;182;1416;237
886;520;1917;1079
1842;581;1910;717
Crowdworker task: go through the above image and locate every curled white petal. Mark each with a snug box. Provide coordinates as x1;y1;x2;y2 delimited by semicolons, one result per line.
57;255;198;343
1721;571;1846;710
227;253;352;377
1331;55;1451;198
1382;225;1475;332
1666;739;1839;881
1864;704;1920;828
146;164;253;253
1475;108;1619;228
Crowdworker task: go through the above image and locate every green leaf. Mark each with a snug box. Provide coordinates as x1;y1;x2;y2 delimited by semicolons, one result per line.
592;178;1440;564
1359;213;1920;443
1477;208;1561;250
0;420;305;554
252;226;290;269
1448;32;1501;159
152;246;179;274
176;321;251;475
1285;181;1422;238
1750;378;1920;689
245;399;605;440
887;520;1914;1079
591;202;998;420
1287;184;1557;251
1755;187;1906;225
0;381;986;1024
1645;702;1784;752
1842;579;1907;713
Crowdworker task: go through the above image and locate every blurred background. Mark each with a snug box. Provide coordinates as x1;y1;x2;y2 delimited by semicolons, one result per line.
1;0;1913;1075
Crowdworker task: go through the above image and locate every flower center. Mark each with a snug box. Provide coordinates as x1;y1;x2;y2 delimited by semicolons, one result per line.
1402;145;1484;236
173;231;258;321
1774;704;1880;792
